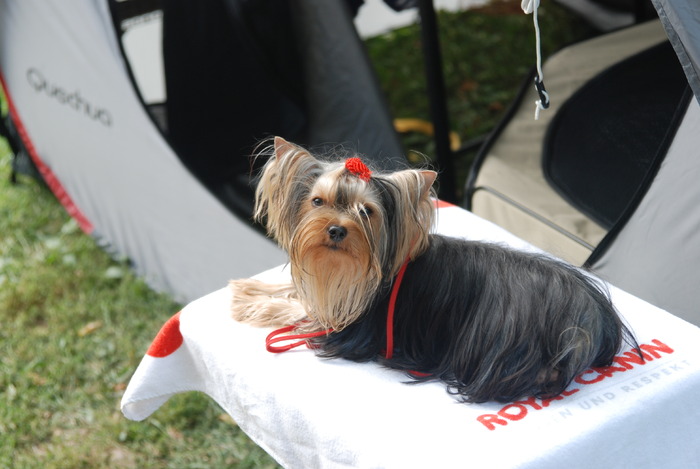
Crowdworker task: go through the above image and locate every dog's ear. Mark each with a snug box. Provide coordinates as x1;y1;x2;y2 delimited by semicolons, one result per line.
273;136;297;160
256;137;322;248
383;169;437;205
418;170;437;200
378;168;436;268
272;136;319;169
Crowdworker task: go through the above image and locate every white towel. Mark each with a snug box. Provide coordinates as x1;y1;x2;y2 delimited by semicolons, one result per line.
122;204;700;468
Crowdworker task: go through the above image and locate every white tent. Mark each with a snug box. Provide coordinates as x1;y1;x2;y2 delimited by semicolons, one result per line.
0;0;404;302
467;1;700;326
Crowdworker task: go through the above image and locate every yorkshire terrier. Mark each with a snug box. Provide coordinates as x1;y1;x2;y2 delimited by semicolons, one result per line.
230;137;638;403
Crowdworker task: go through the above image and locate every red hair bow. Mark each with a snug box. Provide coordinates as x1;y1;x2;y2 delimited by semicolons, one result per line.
345;157;372;182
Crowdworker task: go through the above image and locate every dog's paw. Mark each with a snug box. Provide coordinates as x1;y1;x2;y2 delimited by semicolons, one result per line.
229;279;307;327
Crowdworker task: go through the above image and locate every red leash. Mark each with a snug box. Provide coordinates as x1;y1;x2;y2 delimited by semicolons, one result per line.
383;256;410;360
265;324;333;353
265;255;412;359
385;256;432;378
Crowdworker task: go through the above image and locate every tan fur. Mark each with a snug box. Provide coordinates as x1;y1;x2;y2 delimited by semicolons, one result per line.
229;279;307;327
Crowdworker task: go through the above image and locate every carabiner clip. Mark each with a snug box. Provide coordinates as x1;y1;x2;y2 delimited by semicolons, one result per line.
534;75;550;109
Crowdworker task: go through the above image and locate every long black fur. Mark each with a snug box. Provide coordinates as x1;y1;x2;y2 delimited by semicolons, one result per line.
313;235;638;403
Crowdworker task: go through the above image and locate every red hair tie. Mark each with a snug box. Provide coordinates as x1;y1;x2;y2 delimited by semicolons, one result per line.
345;157;372;182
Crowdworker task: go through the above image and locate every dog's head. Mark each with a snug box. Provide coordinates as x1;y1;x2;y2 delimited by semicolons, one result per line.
254;137;436;330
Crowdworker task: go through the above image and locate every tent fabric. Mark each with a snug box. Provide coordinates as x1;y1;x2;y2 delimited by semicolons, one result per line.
161;0;310;218
160;0;406;219
587;0;700;324
592;98;700;326
288;0;405;168
467;12;700;325
0;0;405;303
467;20;669;265
543;40;690;229
0;0;285;302
653;0;700;104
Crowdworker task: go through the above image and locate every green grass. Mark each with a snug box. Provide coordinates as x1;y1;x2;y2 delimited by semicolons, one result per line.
0;148;280;467
0;2;592;467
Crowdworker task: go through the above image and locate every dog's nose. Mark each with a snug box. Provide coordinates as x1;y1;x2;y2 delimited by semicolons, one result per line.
328;225;347;242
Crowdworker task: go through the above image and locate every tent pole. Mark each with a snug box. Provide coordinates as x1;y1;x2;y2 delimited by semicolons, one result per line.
418;0;456;202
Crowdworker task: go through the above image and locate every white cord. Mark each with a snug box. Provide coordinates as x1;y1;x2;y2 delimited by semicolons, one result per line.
522;0;549;119
520;0;536;14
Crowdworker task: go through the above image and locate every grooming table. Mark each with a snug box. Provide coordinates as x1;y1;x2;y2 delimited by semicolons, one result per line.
121;204;700;468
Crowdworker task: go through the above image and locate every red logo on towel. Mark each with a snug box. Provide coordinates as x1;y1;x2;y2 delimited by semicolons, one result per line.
146;312;184;357
476;339;675;431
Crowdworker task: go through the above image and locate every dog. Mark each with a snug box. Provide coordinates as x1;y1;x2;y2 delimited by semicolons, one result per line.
230;136;639;403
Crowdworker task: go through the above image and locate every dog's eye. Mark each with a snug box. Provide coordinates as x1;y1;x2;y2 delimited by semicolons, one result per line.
358;206;373;218
311;197;324;207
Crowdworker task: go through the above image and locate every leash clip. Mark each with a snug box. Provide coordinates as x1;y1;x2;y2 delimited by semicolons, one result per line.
534;75;550;109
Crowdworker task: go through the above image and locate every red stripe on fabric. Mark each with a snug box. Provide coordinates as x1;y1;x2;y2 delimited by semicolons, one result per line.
434;199;456;209
147;312;184;358
0;71;94;234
